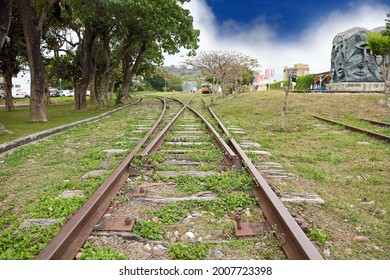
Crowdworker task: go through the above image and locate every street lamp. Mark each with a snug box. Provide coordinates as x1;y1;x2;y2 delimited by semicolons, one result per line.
59;78;62;97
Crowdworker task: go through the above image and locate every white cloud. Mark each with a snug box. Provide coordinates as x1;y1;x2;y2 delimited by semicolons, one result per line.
164;0;389;81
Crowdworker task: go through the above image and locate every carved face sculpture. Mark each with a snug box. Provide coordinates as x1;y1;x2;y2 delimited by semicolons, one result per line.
331;35;346;82
331;28;382;83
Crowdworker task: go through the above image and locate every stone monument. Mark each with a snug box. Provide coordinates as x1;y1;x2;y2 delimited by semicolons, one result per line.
328;26;386;91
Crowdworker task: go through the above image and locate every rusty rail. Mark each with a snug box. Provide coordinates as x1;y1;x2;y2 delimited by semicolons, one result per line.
164;97;237;163
186;104;237;163
36;98;167;259
359;118;390;127
313;115;390;143
203;98;323;260
140;98;191;156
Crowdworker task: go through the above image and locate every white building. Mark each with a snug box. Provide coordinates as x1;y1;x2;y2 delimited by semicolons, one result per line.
0;68;31;98
12;68;31;98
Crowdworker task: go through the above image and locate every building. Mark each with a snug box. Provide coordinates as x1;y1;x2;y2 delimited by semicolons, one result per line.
283;63;309;81
182;81;198;92
312;71;331;90
0;68;31;97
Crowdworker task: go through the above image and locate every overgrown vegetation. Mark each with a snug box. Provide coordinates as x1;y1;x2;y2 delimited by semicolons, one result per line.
295;74;315;90
203;90;389;260
168;242;209;260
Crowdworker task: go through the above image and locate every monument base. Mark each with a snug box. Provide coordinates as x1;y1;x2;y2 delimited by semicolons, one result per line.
326;82;384;92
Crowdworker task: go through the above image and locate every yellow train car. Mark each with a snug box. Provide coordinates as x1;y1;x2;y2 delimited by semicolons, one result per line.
201;83;212;94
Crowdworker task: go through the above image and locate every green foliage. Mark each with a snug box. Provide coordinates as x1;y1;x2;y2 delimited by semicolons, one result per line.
174;171;255;196
150;152;165;165
145;75;165;91
79;242;127;260
269;80;289;90
175;175;206;194
203;171;254;196
367;32;390;55
0;224;62;260
131;220;164;240
295;74;315;90
151;203;188;224
149;193;257;224
308;227;330;244
168;242;209;260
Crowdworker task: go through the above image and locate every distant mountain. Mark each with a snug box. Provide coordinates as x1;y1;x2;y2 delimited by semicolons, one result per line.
163;65;202;78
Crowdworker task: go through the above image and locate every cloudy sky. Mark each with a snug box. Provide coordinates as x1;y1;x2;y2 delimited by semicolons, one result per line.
164;0;389;80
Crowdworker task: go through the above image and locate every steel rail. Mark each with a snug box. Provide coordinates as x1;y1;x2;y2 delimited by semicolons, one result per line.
139;98;192;156
186;104;237;161
168;97;236;160
36;98;167;260
359;118;390;127
203;98;323;260
313;115;390;143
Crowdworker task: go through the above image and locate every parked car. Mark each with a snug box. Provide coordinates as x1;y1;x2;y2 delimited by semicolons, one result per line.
0;89;4;99
62;90;75;97
49;88;59;97
12;89;30;98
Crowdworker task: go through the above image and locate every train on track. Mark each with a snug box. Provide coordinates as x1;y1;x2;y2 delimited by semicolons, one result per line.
201;83;212;94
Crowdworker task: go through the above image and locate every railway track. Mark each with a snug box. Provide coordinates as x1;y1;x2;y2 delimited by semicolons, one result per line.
36;96;323;260
313;116;390;143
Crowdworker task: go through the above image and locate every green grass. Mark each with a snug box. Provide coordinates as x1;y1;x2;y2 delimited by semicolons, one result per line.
199;91;389;260
0;100;158;259
0;98;132;144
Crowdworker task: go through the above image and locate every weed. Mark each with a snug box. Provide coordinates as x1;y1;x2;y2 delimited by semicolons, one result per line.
168;242;209;260
132;220;164;240
308;227;330;244
79;242;127;260
175;175;205;194
0;224;62;260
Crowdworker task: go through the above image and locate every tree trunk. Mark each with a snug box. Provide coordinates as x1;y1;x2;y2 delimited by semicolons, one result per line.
109;79;115;102
75;22;96;111
4;66;14;111
384;55;390;95
0;0;12;49
119;56;131;102
44;69;51;105
18;0;48;122
281;88;290;131
89;65;97;104
98;72;110;108
120;42;147;100
97;31;112;108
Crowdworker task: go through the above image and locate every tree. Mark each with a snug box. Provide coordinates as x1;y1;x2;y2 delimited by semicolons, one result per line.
0;0;25;112
0;0;12;49
0;0;13;133
18;0;58;121
186;51;256;100
367;12;390;94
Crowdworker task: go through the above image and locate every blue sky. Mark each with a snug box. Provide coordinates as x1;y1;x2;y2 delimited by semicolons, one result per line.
205;0;388;40
164;0;389;80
